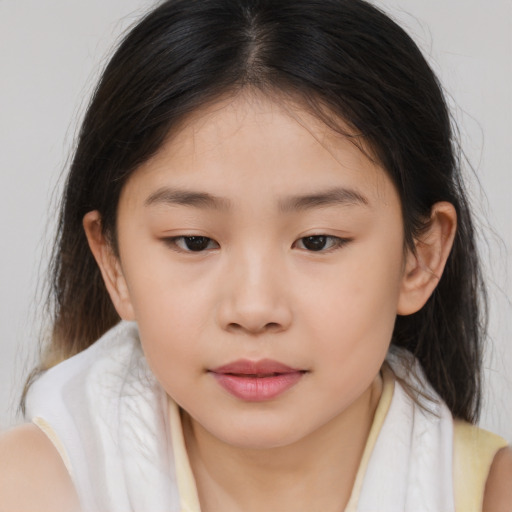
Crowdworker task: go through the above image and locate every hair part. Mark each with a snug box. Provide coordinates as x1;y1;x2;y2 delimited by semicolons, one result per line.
23;0;484;422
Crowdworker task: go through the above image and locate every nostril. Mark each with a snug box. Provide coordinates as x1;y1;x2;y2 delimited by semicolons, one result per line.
227;322;242;332
226;321;283;334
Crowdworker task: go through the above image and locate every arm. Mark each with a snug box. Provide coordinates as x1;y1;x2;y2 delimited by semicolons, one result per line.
483;446;512;512
0;424;80;512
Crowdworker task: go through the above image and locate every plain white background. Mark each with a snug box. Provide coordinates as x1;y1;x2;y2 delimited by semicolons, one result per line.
0;0;510;440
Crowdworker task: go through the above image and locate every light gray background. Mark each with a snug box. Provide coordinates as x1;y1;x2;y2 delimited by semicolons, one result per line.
1;1;511;440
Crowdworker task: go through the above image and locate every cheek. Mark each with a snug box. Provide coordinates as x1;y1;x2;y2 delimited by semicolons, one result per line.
131;285;209;360
120;234;213;321
301;271;398;405
118;250;214;381
294;237;404;388
300;249;403;337
135;303;206;398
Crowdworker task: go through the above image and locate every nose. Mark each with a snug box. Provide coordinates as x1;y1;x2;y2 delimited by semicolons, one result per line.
216;250;293;335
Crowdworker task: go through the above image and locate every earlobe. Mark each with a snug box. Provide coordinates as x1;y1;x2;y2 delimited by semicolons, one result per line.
397;202;457;316
82;211;135;321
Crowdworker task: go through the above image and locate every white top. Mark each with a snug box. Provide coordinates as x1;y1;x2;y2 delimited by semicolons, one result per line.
25;321;468;511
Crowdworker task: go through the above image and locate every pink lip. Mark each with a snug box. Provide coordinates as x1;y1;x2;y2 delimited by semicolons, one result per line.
210;359;306;402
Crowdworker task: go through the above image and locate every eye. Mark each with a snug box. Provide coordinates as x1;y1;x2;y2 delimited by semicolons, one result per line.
294;235;349;252
165;236;219;252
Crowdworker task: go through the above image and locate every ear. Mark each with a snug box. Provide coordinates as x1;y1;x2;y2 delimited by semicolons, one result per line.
397;201;457;315
83;211;135;321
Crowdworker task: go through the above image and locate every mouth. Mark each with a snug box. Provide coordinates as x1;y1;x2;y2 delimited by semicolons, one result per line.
209;359;307;401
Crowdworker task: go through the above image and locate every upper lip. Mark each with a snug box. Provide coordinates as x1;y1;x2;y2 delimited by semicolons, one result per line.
210;359;303;376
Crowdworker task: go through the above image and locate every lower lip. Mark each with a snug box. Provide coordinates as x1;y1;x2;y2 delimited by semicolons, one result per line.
212;372;304;401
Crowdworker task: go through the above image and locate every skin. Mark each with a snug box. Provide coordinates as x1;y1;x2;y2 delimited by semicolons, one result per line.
86;92;458;511
1;92;509;511
483;446;512;511
0;424;81;511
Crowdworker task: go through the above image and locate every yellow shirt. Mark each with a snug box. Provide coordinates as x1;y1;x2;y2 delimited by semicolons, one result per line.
167;363;508;512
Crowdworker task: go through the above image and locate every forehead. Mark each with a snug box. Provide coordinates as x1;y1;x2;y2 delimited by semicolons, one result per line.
122;92;397;208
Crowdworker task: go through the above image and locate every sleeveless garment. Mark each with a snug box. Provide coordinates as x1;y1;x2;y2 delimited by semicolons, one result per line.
25;321;508;511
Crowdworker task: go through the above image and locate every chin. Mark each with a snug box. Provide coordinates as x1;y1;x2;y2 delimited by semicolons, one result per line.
211;418;310;451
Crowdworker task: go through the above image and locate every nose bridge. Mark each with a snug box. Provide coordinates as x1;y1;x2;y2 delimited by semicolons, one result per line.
239;241;275;287
218;242;292;334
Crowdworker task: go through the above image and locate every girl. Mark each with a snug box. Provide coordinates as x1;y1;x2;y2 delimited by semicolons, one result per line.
0;0;510;510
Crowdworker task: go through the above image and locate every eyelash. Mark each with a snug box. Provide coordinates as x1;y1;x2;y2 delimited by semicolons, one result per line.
162;235;351;253
293;235;351;252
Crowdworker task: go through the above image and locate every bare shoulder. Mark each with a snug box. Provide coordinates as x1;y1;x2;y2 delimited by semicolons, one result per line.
0;423;80;512
483;445;512;512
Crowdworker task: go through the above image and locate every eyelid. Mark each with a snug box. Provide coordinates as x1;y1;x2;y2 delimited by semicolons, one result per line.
162;235;220;253
293;235;352;252
160;234;351;254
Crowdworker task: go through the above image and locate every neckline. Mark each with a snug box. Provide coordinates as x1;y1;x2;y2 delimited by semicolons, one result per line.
344;362;395;511
168;363;396;512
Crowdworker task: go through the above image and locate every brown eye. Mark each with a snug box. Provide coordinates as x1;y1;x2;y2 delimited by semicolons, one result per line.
301;236;329;251
166;236;219;252
183;236;211;251
294;235;350;252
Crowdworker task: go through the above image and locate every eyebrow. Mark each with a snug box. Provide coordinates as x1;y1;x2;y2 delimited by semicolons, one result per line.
278;187;369;212
144;186;369;211
144;187;231;210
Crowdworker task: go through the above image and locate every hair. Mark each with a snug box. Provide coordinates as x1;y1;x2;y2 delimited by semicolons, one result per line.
23;0;485;423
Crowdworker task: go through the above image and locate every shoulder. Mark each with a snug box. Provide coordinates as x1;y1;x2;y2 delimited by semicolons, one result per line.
483;445;512;512
452;420;510;511
0;423;80;512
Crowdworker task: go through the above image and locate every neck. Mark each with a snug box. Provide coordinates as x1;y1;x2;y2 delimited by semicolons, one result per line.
183;374;383;512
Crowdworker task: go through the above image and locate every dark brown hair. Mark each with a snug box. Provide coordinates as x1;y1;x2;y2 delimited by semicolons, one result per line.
24;0;485;422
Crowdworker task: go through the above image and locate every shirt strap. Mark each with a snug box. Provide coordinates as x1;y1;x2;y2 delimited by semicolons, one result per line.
169;398;203;512
345;363;395;511
453;420;508;511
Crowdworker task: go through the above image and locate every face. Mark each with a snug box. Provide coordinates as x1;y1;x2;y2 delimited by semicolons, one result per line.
109;93;408;449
